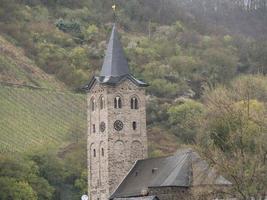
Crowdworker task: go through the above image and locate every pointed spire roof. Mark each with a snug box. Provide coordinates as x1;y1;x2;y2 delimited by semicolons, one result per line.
82;24;148;91
100;24;130;77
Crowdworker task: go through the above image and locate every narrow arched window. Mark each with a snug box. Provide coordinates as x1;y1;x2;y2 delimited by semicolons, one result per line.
93;124;96;133
101;148;104;156
100;96;105;110
93;149;96;157
118;98;122;108
131;97;138;109
132;121;137;130
114;96;122;109
114;98;117;108
91;98;96;111
131;98;134;109
135;98;138;109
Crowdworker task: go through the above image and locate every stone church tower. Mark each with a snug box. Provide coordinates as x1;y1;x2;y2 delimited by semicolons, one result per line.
84;25;148;200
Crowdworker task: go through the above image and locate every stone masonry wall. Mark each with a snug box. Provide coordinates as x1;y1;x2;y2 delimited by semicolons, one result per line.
87;79;148;200
107;79;148;194
88;82;109;200
149;187;190;200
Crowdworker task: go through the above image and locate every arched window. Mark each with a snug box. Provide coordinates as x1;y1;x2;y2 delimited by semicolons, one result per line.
100;96;105;110
131;97;138;109
101;148;104;156
132;121;137;130
93;124;96;133
91;98;96;111
114;96;122;109
93;149;96;157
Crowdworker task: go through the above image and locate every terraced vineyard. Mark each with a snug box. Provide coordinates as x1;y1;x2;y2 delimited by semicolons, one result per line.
0;85;87;153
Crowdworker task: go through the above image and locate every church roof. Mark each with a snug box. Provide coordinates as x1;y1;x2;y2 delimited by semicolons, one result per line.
110;149;231;199
100;24;130;77
82;74;147;90
82;24;148;91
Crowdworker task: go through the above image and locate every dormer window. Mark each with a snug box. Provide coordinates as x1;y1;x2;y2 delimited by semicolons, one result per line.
152;168;158;174
131;97;138;109
114;96;122;109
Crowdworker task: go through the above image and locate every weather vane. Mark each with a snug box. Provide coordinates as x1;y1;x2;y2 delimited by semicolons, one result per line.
112;1;116;22
112;4;116;12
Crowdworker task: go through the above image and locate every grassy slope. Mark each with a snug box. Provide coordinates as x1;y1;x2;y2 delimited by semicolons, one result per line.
0;86;86;153
0;34;88;154
0;84;180;155
0;35;65;89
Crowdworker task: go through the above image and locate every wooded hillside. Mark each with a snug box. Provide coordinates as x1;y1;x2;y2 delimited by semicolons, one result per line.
0;0;266;199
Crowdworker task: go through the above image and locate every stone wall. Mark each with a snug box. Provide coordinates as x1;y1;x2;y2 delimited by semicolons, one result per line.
148;186;190;200
87;79;148;200
87;82;109;200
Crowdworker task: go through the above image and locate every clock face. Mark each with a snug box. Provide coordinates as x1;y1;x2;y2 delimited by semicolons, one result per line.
100;122;106;132
114;120;123;131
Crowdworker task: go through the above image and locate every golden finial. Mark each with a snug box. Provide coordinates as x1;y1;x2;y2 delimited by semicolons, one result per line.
112;3;116;22
112;4;116;11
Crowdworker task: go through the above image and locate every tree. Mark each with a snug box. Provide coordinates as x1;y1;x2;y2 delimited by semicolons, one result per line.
84;24;99;42
168;99;204;144
148;78;179;98
201;47;238;84
197;75;267;199
0;178;37;200
0;156;54;200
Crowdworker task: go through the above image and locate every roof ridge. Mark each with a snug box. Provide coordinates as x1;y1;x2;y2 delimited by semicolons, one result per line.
159;151;191;187
137;149;192;165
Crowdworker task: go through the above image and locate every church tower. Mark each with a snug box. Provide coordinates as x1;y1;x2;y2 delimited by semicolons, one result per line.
84;25;148;200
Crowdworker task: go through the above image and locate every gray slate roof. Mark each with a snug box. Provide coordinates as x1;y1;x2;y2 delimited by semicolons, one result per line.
110;149;231;199
83;74;148;91
100;24;130;77
82;24;148;91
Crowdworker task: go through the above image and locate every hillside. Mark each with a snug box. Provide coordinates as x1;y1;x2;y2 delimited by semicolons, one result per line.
0;36;65;89
0;0;266;199
0;86;86;153
0;0;266;154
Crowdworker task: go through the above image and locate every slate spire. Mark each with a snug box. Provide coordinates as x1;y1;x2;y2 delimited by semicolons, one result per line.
82;24;148;91
100;24;130;77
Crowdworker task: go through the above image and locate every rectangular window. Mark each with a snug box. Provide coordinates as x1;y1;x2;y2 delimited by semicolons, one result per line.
132;121;137;130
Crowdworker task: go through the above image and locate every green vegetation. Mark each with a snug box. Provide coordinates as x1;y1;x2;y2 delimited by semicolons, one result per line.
0;0;266;199
197;75;267;199
168;99;204;144
0;86;86;153
0;36;65;89
0;0;266;90
0;147;87;200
